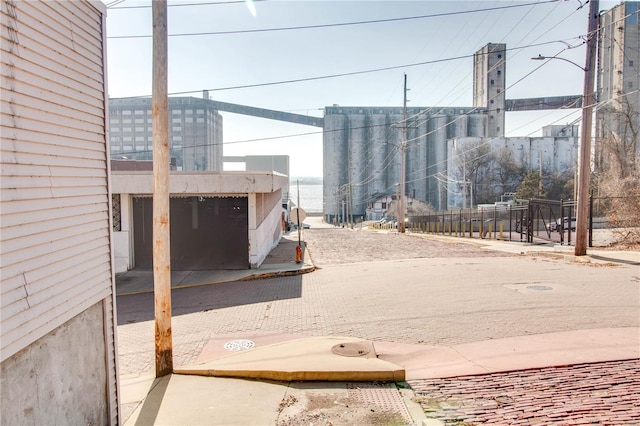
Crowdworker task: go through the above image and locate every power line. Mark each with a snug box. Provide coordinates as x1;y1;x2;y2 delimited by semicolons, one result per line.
113;39;578;99
109;0;267;9
107;0;560;39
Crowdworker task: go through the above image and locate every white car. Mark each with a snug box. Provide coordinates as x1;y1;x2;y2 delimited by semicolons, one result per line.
547;217;577;232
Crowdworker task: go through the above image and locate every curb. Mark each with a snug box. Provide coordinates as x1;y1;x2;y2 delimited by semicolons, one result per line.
116;265;317;297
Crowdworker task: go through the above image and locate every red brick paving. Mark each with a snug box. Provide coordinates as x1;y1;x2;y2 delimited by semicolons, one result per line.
409;359;640;425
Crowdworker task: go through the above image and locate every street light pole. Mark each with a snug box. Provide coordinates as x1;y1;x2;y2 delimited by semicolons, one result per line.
531;0;598;255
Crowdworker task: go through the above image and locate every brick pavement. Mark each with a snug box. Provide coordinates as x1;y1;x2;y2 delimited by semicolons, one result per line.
409;359;640;425
117;227;639;378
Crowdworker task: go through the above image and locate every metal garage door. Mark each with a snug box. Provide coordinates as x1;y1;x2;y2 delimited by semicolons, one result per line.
133;196;249;270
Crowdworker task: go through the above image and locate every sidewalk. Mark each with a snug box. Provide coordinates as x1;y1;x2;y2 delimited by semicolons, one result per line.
118;230;639;425
115;234;314;296
121;328;639;425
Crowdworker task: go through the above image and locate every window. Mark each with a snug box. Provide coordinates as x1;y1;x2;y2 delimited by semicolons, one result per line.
122;110;132;115
135;127;144;132
629;60;634;67
122;119;131;124
110;127;119;132
490;79;494;85
135;136;144;142
497;70;501;76
135;118;144;123
196;109;204;114
135;110;144;115
122;127;131;132
185;109;193;115
123;137;132;142
111;194;122;232
172;118;181;123
497;54;502;58
172;110;182;115
172;136;182;141
197;117;204;123
185;117;193;123
172;126;181;131
490;99;494;104
381;202;387;209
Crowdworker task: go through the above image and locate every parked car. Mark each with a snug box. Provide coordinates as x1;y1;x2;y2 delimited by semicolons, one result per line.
292;222;310;229
546;217;577;232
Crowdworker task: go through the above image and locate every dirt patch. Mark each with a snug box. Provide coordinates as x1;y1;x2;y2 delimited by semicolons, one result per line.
276;391;412;426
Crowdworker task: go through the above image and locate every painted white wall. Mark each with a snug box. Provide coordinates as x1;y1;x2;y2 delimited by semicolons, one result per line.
249;196;283;268
113;194;132;273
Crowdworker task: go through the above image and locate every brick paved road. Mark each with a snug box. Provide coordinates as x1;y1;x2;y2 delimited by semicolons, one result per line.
409;359;640;425
117;227;639;377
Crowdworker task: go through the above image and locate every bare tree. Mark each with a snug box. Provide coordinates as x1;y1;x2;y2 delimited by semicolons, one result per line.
455;140;493;205
596;95;639;179
596;94;640;247
492;148;525;197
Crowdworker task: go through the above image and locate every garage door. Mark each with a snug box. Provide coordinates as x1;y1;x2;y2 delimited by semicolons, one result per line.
133;196;249;270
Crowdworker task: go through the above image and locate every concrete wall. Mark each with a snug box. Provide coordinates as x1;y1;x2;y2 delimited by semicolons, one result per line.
249;193;283;268
1;302;108;425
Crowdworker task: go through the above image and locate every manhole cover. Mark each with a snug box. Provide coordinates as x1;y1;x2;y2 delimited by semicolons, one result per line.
223;339;255;351
331;342;371;357
527;285;553;291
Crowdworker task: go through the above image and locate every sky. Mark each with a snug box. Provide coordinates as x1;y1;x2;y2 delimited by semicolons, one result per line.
103;0;623;177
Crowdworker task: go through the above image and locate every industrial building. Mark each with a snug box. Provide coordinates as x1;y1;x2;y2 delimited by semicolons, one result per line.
323;105;487;221
447;126;579;208
473;43;507;138
596;1;640;174
109;94;224;171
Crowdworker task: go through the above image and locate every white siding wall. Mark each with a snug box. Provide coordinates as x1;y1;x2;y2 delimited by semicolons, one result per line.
1;1;117;422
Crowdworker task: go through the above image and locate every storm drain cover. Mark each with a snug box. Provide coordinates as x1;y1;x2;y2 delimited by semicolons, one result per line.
223;339;255;351
347;383;412;423
526;285;553;291
331;342;371;357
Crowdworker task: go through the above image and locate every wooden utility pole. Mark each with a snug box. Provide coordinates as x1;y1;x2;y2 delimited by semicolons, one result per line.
575;0;598;256
399;74;407;233
152;0;173;377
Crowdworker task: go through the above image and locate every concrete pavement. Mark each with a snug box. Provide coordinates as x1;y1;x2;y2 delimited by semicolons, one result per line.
115;234;314;296
118;222;639;425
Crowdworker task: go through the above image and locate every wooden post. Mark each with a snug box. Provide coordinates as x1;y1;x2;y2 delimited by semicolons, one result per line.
152;0;172;377
575;0;598;256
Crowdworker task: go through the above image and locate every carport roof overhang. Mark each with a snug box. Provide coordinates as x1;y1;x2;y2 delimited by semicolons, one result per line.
111;171;289;196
